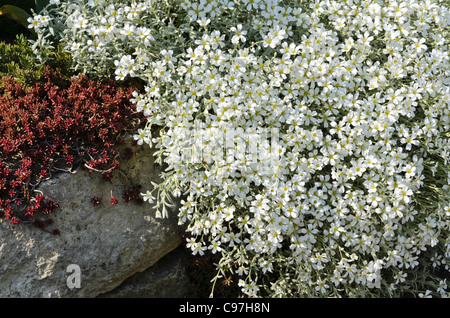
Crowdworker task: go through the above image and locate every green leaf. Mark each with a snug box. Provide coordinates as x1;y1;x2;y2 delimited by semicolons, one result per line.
0;5;35;34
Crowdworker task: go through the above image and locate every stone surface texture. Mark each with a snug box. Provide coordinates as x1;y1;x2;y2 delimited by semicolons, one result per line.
98;245;191;298
0;141;185;297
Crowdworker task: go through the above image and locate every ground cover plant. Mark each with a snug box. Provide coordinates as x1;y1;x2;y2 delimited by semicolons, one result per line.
30;0;450;297
0;34;71;86
0;37;143;230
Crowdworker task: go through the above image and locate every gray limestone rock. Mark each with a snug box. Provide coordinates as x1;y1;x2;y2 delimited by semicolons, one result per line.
98;245;191;298
0;141;185;297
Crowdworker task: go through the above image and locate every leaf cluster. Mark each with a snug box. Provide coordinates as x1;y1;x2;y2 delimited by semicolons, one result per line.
0;33;73;87
0;47;143;230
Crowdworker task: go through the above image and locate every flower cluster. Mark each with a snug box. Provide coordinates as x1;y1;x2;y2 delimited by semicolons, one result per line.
32;0;450;297
0;67;139;228
28;0;188;77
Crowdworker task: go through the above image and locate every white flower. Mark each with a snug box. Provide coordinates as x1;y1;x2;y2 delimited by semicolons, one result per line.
208;240;222;254
315;278;329;294
88;0;104;7
134;128;150;146
28;15;51;29
258;258;273;273
230;24;247;45
192;242;207;256
197;17;211;27
141;191;154;203
419;290;433;298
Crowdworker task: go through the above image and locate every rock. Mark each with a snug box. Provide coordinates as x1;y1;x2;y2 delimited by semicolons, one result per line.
98;245;191;298
0;140;185;298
